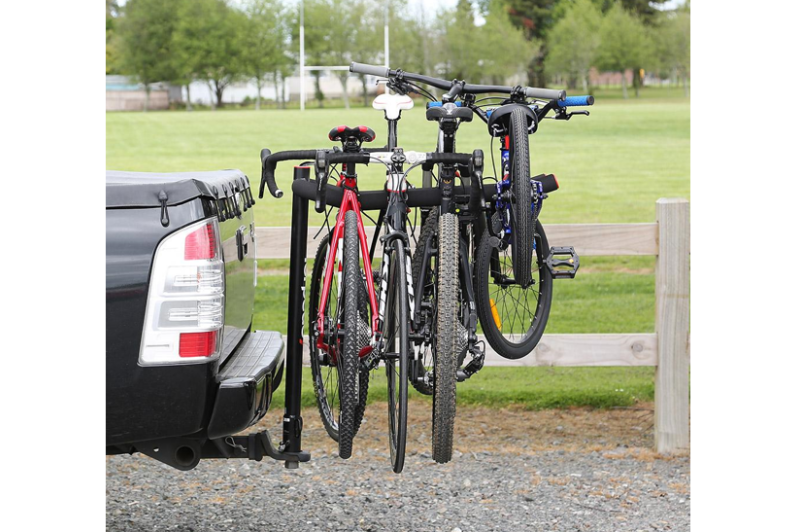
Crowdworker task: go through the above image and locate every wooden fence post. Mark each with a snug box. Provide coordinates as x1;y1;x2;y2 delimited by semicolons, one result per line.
655;198;690;453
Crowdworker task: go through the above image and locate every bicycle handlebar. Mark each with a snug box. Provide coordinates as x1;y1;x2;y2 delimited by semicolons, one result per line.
526;87;567;101
350;62;566;101
261;144;482;212
325;152;373;165
259;149;317;199
350;62;390;78
557;95;595;108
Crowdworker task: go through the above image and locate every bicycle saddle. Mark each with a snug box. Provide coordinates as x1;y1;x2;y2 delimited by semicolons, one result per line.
373;93;414;120
328;125;376;143
426;103;473;122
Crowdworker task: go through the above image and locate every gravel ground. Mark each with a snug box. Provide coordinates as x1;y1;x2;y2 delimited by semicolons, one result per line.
107;403;690;532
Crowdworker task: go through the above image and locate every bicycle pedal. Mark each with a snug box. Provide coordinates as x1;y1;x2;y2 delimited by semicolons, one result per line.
545;246;580;279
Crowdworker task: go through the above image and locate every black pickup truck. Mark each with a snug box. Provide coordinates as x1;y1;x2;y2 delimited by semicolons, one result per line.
106;169;291;470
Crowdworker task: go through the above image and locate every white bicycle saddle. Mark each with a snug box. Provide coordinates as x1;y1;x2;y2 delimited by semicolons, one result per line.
372;93;414;120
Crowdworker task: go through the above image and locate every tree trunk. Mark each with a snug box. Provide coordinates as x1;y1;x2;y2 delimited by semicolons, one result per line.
581;74;588;94
527;51;547;88
207;82;217;110
279;72;286;109
621;71;628;99
255;78;262;110
567;74;578;91
633;67;641;98
273;71;281;109
361;75;368;107
338;73;350;110
186;84;193;111
314;72;324;108
214;80;224;109
143;86;150;112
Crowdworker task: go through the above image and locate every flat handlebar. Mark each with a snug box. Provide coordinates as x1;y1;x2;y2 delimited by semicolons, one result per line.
350;62;566;101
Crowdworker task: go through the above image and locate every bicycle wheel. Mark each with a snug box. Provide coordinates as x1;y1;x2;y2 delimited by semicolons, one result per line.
338;210;365;459
309;232;370;444
432;212;459;464
508;105;534;288
409;210;438;396
308;212;364;459
474;219;553;359
383;238;409;473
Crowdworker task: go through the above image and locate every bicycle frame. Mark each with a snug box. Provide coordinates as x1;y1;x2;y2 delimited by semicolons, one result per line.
316;174;379;359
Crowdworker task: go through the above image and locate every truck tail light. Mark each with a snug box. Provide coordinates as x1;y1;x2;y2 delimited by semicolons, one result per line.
179;331;218;358
184;223;217;260
139;219;225;366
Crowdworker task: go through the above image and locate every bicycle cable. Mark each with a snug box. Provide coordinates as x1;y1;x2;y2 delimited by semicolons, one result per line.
405;81;436;102
474;96;507;104
313;164;340;240
490;136;498;180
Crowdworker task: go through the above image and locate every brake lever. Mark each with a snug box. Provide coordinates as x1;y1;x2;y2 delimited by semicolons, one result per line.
553;109;590;121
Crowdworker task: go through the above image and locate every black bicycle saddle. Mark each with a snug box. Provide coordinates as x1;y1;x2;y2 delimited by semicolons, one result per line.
328;125;376;143
425;104;473;122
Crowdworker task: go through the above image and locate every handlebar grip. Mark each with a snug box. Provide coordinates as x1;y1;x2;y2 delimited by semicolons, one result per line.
326;153;372;165
259;149;317;199
427;101;463;108
525;87;567;101
350;62;390;77
557;95;595;108
260;149;280;199
315;152;327;213
426;153;473;166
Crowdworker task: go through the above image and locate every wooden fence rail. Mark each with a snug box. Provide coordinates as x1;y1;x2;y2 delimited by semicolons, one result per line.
254;198;689;454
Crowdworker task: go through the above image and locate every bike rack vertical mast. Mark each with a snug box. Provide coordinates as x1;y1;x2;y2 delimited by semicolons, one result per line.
282;165;311;468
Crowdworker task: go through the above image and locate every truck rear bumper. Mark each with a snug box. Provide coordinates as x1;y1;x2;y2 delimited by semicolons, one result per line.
207;330;285;440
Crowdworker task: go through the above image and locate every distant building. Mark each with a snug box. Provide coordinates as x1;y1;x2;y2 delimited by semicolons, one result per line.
107;71;384;110
106;75;181;111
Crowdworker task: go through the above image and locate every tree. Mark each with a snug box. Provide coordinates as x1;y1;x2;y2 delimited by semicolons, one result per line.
270;4;297;109
477;0;539;84
440;0;534;84
607;0;667;94
503;0;559;87
655;6;690;96
545;0;602;91
173;0;246;109
106;0;120;75
350;2;382;107
296;0;331;108
116;0;179;110
240;0;287;110
442;0;483;81
595;2;652;98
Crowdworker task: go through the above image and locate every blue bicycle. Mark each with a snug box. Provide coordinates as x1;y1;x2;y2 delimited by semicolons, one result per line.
351;63;593;358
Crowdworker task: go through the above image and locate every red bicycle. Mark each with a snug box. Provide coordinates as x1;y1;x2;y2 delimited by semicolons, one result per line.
261;125;479;472
308;126;380;461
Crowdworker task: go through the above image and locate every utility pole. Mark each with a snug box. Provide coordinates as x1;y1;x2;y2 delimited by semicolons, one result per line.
384;1;390;68
300;0;305;111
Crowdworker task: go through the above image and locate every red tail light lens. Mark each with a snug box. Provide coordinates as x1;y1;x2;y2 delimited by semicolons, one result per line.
184;223;216;260
179;331;218;358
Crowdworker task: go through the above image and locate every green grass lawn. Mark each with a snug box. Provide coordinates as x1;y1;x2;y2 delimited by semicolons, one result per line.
107;86;688;409
270;365;654;411
107;85;689;226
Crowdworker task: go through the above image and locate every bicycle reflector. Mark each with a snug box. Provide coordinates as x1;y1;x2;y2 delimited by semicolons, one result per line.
139;219;225;365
